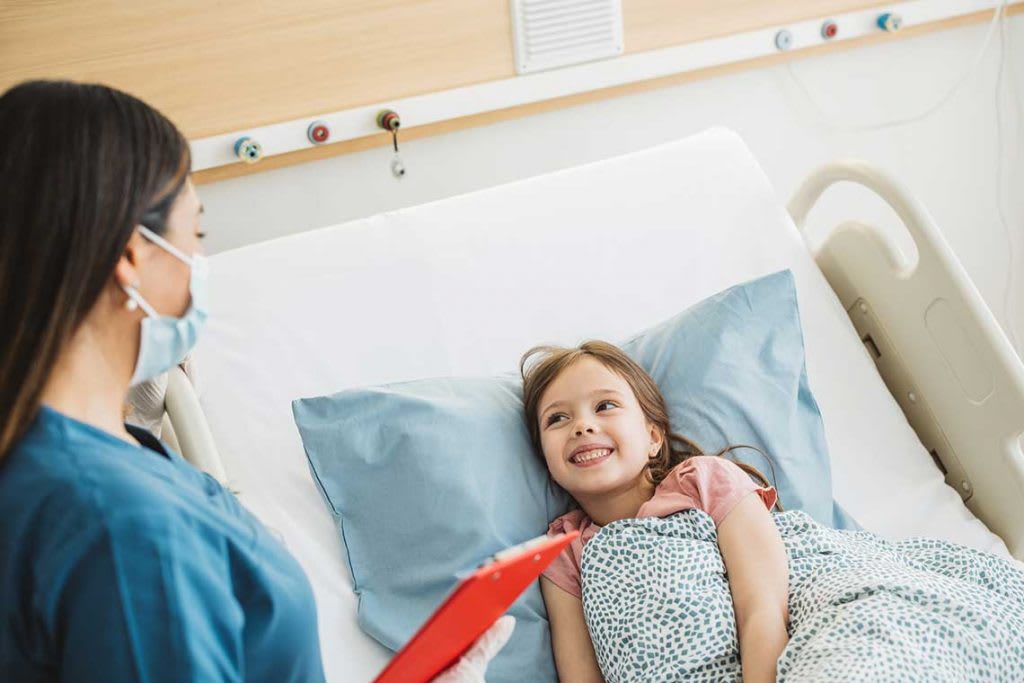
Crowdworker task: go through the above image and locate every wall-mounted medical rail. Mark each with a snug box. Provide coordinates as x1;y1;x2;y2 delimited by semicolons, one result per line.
190;0;1022;173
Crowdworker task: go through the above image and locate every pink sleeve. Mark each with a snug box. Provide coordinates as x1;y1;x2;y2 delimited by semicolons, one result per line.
541;546;582;600
641;455;777;527
540;511;587;600
691;456;777;525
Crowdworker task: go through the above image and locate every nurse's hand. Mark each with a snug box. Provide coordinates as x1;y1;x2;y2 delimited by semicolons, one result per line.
432;615;516;683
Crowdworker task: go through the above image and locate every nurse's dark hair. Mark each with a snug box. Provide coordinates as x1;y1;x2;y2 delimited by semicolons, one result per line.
0;80;190;460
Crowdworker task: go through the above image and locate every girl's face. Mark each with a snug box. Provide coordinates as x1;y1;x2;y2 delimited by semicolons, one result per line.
537;356;663;500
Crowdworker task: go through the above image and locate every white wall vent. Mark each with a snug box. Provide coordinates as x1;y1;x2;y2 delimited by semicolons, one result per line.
511;0;624;75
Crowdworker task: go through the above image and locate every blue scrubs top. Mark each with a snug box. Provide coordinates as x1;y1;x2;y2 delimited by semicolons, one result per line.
0;406;326;682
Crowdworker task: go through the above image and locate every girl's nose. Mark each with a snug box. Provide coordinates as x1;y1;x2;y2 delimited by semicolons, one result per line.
574;422;596;437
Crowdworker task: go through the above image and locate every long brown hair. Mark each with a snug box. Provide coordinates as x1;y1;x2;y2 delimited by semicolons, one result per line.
0;80;191;459
520;340;780;500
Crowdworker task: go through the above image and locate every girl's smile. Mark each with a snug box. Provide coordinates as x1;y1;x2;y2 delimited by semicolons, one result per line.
568;445;615;467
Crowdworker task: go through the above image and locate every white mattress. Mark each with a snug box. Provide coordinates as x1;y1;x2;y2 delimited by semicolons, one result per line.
192;127;1011;682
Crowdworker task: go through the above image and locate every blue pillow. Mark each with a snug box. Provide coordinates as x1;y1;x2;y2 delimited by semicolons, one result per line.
293;377;571;683
293;269;854;683
623;269;856;529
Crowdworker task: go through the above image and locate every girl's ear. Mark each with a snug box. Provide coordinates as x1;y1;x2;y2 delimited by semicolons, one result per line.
648;423;664;455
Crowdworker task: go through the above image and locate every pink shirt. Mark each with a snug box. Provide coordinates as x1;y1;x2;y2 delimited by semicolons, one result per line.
542;455;778;599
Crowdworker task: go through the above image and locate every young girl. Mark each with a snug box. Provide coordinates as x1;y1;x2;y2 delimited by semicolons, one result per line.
521;341;788;683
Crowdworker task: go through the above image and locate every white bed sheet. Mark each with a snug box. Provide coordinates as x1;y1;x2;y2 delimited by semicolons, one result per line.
193;127;1011;682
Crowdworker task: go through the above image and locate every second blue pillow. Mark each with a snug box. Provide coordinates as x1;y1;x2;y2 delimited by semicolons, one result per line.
624;269;856;529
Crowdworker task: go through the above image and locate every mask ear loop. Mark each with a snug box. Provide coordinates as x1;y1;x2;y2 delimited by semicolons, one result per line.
125;280;141;311
137;224;193;265
123;283;159;317
122;225;170;316
125;224;195;316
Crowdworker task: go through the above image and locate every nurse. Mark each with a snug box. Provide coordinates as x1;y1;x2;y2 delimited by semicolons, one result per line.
0;80;512;682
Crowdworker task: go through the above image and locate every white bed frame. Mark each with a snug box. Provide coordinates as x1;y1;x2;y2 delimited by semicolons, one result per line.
165;160;1024;560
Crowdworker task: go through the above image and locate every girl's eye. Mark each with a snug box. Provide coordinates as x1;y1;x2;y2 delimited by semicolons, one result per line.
545;413;566;427
596;400;618;411
196;231;207;240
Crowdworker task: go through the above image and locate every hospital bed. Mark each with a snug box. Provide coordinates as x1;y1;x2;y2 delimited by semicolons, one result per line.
165;127;1024;681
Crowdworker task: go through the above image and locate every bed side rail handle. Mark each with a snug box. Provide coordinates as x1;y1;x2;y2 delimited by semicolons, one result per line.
789;161;1024;560
164;365;229;485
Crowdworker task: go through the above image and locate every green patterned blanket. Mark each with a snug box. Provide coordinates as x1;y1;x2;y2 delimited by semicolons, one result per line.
581;509;1024;682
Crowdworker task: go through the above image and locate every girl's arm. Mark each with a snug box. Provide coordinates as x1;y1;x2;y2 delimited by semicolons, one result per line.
718;492;790;683
540;576;605;683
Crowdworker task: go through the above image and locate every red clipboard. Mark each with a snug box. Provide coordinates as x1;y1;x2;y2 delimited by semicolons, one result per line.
373;531;579;683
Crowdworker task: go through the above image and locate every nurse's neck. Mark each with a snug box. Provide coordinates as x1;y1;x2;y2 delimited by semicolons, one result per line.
40;315;136;445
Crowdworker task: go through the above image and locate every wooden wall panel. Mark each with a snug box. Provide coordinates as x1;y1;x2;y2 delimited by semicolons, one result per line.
1;0;916;140
0;1;516;138
0;1;1015;182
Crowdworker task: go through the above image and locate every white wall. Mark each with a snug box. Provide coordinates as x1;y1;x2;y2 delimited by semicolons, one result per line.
198;14;1024;349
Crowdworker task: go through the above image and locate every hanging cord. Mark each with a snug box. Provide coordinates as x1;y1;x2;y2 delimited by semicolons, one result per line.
784;3;1022;355
784;2;1009;132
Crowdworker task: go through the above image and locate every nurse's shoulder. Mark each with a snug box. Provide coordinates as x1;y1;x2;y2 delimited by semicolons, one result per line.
0;406;242;588
0;408;256;680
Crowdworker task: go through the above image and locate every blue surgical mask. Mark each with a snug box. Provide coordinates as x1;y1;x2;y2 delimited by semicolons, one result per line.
123;225;209;386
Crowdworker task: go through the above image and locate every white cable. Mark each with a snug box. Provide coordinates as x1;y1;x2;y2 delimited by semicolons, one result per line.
785;2;1022;357
785;2;1008;132
995;8;1022;353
